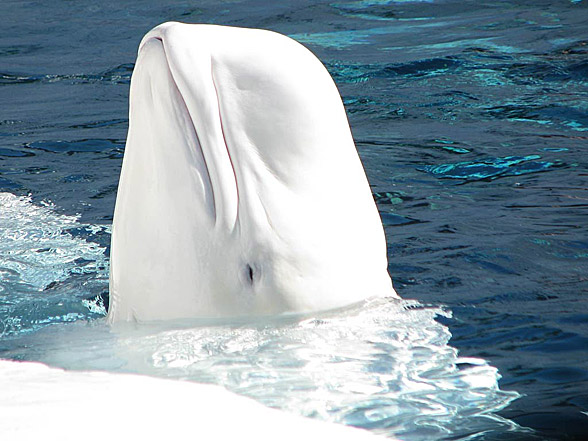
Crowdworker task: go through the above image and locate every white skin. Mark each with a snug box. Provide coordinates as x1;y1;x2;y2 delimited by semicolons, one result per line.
108;22;396;323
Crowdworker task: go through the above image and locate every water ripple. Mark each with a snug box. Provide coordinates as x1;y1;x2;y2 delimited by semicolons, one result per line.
7;299;525;441
0;193;108;336
0;194;525;441
0;64;133;86
25;139;123;155
418;155;561;182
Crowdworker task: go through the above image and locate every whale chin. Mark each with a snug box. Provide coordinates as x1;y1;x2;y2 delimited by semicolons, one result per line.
107;22;396;323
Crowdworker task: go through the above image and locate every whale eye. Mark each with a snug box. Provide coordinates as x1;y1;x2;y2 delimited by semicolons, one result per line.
246;264;254;285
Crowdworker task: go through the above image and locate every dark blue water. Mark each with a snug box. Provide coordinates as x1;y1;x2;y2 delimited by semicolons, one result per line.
1;1;587;439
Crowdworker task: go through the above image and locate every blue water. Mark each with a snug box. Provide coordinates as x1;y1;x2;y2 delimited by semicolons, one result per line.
1;0;587;440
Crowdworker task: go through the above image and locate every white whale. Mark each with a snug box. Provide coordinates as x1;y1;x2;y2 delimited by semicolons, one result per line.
108;22;396;322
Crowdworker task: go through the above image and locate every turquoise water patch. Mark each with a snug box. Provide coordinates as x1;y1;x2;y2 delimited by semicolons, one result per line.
327;58;460;85
373;191;406;205
486;104;588;131
377;57;461;77
327;62;374;83
418;155;559;181
0;193;108;337
332;0;435;22
432;139;471;153
290;21;444;49
291;28;382;48
381;212;421;226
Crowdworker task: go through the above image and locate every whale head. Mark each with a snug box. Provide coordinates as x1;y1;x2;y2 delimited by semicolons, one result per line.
108;22;396;322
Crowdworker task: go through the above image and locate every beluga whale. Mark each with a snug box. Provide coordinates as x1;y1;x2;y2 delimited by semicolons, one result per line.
108;22;396;323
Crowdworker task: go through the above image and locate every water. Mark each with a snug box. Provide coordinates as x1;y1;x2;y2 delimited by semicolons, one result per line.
1;0;587;439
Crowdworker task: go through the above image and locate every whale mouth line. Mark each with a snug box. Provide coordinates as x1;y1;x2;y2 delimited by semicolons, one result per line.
150;35;239;228
151;36;215;219
210;59;240;230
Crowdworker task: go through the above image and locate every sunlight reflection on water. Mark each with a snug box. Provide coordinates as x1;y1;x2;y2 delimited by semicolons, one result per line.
0;193;525;440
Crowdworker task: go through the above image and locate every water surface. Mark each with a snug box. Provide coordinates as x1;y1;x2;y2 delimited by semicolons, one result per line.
1;1;587;440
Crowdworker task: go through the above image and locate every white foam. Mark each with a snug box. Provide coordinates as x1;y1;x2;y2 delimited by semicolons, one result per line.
0;192;108;336
0;193;107;291
0;193;524;440
9;299;522;440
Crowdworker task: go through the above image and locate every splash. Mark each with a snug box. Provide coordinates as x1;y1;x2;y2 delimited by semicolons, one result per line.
0;193;525;440
115;301;522;440
418;155;559;182
0;192;108;336
8;299;525;441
